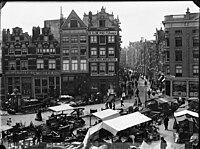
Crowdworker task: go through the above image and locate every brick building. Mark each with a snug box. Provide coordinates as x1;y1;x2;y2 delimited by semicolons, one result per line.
162;8;199;98
83;7;122;96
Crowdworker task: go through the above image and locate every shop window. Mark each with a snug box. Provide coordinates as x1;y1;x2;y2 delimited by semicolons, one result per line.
175;65;182;77
91;63;97;74
175;50;182;61
108;63;115;73
21;60;28;70
99;63;106;73
90;36;97;43
91;47;97;57
108;36;115;43
99;47;106;57
37;59;44;70
99;36;106;44
175;37;182;47
63;60;69;71
72;60;78;71
80;36;86;43
108;47;115;57
80;60;87;71
193;65;199;76
49;59;56;70
193;37;199;47
80;47;86;55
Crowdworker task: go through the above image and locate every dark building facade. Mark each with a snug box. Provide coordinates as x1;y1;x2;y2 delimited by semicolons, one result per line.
83;7;122;95
60;10;89;97
162;8;199;98
2;26;61;100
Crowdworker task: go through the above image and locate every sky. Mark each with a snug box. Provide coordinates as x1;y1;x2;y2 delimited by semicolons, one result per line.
1;1;199;47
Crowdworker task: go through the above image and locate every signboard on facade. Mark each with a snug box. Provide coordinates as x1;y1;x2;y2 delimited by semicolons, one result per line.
172;81;187;97
5;71;60;75
91;73;115;76
89;58;118;62
189;81;198;97
88;31;117;35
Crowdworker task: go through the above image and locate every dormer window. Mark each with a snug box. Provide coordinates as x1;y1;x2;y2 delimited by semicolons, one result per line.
99;20;105;27
70;19;78;28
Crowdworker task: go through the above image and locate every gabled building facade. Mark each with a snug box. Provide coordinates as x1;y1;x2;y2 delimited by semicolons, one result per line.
60;10;89;96
83;7;122;96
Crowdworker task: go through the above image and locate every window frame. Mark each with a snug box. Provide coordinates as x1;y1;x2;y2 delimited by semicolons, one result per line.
80;59;87;71
175;65;182;77
71;59;78;71
63;59;69;71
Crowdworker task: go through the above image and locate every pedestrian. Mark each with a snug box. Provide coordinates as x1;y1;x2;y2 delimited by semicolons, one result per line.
122;91;126;100
7;117;12;126
135;88;139;98
160;137;167;149
120;97;124;107
135;80;138;88
164;115;169;130
35;127;42;143
112;102;115;110
147;89;151;99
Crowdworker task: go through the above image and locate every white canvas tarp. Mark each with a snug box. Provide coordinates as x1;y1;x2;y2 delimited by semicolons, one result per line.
174;109;198;118
92;109;120;121
0;125;13;132
48;104;74;112
103;111;151;136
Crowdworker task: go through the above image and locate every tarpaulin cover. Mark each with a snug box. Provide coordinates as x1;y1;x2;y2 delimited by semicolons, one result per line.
0;125;13;132
174;109;199;118
48;104;74;112
92;109;120;121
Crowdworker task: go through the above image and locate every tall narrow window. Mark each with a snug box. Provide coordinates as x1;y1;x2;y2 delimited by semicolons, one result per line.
72;60;78;71
80;47;86;55
9;61;16;70
175;65;182;77
91;47;97;57
108;36;115;43
193;37;199;47
175;50;182;61
62;36;69;43
71;47;78;55
193;51;199;61
166;38;169;47
71;36;78;43
193;65;199;76
166;51;170;61
49;59;56;69
80;60;87;71
108;47;115;57
166;66;170;75
99;47;106;57
90;36;97;43
91;63;97;74
63;47;69;56
21;60;28;70
37;59;44;69
63;60;69;71
99;20;105;27
99;36;106;44
108;63;115;73
99;63;106;73
175;37;182;47
80;36;86;43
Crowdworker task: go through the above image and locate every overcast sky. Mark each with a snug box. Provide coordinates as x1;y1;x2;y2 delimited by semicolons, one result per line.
1;1;199;47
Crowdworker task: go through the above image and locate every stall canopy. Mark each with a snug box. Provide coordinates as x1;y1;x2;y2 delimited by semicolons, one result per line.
92;109;120;121
48;104;74;112
0;125;13;132
174;109;199;118
103;111;152;136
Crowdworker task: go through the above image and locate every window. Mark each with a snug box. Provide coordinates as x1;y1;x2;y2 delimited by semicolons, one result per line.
80;36;86;43
35;79;40;86
193;37;199;47
71;36;78;43
80;47;86;55
49;48;55;54
63;47;69;56
166;66;170;75
108;47;115;57
63;60;69;71
72;60;78;71
70;19;78;28
193;51;199;61
22;48;28;55
62;36;69;43
175;37;182;47
91;63;97;73
37;59;44;69
99;36;106;44
80;60;87;71
90;36;97;43
49;59;56;69
99;47;106;57
192;29;199;34
71;47;78;55
166;51;170;62
44;36;48;41
99;63;106;73
175;50;182;61
193;65;199;76
21;61;28;70
37;48;43;54
9;48;14;55
175;30;182;34
9;61;16;70
99;20;105;27
91;47;97;56
166;38;169;47
108;63;115;73
15;49;21;55
108;36;115;43
175;65;182;77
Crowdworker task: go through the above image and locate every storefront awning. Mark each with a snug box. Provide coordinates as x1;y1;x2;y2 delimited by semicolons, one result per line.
0;125;13;132
174;109;198;118
92;109;120;121
48;104;74;112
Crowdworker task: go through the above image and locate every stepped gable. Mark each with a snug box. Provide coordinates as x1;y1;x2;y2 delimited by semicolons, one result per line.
61;9;87;29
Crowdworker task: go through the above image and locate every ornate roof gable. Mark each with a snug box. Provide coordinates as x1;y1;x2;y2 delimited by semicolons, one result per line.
61;9;87;29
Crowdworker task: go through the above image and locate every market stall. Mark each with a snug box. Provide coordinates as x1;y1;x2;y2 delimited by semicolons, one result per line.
92;109;120;121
